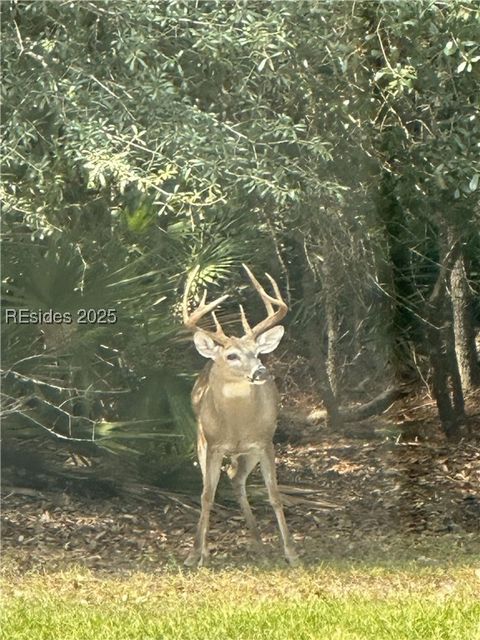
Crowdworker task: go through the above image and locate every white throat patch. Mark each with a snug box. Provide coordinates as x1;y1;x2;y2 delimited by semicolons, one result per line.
222;382;253;399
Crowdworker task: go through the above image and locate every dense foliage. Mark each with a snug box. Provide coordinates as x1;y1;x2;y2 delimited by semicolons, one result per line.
2;1;479;486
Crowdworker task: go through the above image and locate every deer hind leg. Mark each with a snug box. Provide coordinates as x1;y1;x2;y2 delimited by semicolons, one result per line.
185;444;223;568
259;444;299;567
228;454;262;550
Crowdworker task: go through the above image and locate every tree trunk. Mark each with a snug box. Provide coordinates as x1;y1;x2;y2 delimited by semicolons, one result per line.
445;320;465;418
450;252;479;392
424;238;464;439
323;250;341;398
339;385;406;422
426;319;458;439
300;248;343;430
305;322;343;429
375;173;420;379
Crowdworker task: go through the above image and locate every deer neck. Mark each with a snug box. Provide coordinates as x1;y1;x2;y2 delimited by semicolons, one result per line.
209;366;256;401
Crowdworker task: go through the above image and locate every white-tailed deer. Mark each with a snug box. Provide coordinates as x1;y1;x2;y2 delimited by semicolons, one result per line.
182;264;299;567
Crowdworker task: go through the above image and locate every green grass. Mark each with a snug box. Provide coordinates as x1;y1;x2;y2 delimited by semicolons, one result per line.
1;565;479;640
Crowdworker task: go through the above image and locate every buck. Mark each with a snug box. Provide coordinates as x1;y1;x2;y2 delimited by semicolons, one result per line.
182;264;299;567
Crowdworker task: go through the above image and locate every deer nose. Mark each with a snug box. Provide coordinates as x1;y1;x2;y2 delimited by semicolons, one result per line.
251;365;268;382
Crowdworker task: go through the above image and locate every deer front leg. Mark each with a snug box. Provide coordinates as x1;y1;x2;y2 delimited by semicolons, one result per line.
229;454;263;551
185;446;223;568
259;444;299;567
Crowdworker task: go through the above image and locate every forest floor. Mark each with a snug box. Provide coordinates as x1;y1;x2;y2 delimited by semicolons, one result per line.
2;390;480;572
2;390;480;639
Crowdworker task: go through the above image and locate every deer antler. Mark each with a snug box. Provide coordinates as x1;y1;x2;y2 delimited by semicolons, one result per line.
182;266;230;345
242;264;288;338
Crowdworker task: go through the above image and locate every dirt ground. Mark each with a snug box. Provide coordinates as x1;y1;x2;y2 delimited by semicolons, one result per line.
2;392;480;572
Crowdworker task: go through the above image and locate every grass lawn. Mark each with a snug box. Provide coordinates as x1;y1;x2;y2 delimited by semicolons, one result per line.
1;563;479;640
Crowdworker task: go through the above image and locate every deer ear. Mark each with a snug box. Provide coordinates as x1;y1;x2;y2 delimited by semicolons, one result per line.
255;325;284;354
193;331;220;359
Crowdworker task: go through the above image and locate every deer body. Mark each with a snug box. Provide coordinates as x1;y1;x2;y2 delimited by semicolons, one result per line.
183;266;299;568
194;364;277;453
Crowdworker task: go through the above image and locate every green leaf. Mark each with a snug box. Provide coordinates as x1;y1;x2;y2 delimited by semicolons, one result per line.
443;41;456;56
257;58;267;72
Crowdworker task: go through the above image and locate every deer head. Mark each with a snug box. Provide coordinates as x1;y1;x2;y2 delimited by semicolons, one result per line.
183;264;287;384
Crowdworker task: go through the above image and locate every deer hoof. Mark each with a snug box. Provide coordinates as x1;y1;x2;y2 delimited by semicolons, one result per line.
286;551;301;567
184;550;201;568
197;553;209;568
184;548;210;568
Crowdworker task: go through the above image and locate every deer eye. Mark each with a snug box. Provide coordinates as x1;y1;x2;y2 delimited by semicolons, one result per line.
226;352;240;361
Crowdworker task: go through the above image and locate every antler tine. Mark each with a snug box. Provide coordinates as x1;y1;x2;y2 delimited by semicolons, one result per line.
242;264;288;337
242;264;274;314
265;272;283;301
239;304;252;336
182;265;200;324
183;267;230;345
211;311;221;332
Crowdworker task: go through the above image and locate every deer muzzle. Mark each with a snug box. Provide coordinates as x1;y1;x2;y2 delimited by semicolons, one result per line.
250;365;268;383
